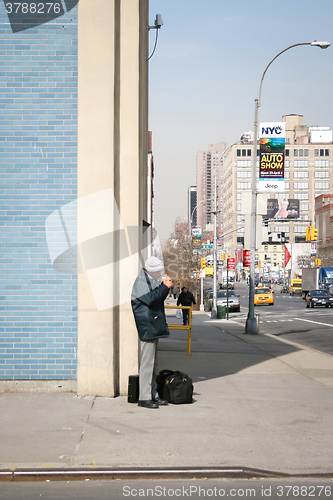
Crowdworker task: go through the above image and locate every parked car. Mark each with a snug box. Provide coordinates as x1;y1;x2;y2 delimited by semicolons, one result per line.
305;289;333;308
254;287;274;306
211;290;240;312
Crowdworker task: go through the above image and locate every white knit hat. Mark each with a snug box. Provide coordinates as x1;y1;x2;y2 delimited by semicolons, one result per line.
145;256;164;273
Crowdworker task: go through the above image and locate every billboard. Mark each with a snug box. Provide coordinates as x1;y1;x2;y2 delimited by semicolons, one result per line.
192;227;202;248
267;198;300;219
258;122;285;192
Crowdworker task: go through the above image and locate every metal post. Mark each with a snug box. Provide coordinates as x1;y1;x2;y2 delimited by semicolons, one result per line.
226;259;229;320
211;174;217;319
245;98;259;334
200;268;204;310
244;40;331;333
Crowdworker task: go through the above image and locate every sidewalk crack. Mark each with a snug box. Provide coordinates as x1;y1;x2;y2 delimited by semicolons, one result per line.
70;396;96;467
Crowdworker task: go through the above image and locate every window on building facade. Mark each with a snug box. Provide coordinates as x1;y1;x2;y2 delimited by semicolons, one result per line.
299;149;303;157
237;203;241;211
274;254;277;260
242;149;246;157
294;150;298;157
294;171;308;178
315;149;319;157
315;182;329;190
275;225;290;233
285;171;290;178
294;160;308;167
286;149;289;157
237;182;251;189
273;246;277;251
294;182;308;189
237;171;251;178
315;160;330;167
294;193;309;200
237;193;242;200
304;149;308;156
236;160;251;167
237;149;241;157
264;246;268;251
247;149;251;156
325;149;329;156
315;171;329;178
300;203;309;211
275;192;290;199
294;226;307;233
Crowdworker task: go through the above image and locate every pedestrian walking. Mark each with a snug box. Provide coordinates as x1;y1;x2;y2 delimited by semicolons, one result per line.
177;286;196;325
131;256;172;409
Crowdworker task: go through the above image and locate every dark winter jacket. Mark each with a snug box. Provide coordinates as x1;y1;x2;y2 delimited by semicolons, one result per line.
177;290;196;307
131;269;170;342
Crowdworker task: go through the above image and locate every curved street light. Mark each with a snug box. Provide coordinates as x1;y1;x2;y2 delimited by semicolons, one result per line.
246;41;330;335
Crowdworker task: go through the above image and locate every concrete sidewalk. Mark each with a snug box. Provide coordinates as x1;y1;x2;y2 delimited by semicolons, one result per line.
0;306;332;476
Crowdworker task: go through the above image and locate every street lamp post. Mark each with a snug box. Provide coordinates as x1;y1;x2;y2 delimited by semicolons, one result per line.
245;41;330;334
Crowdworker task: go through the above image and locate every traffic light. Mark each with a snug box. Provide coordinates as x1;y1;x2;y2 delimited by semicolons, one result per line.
201;257;206;269
306;225;311;241
221;254;225;261
315;258;322;266
311;227;318;241
227;253;230;258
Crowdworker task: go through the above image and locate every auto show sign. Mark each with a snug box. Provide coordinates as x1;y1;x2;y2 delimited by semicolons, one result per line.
258;122;285;192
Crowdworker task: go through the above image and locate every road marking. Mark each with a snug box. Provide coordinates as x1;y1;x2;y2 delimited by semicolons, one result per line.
295;318;333;328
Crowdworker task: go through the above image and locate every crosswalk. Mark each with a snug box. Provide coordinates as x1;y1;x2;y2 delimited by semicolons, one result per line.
234;309;333;327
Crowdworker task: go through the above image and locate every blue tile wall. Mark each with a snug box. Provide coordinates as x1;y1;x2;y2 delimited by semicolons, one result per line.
0;3;78;380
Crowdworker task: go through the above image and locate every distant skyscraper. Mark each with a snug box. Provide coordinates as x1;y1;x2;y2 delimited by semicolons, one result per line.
196;142;227;236
188;186;197;229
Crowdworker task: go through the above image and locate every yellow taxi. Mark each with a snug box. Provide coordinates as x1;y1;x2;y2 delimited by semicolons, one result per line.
254;287;274;306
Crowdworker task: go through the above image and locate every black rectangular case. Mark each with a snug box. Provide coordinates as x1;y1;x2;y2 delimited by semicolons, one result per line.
127;374;139;403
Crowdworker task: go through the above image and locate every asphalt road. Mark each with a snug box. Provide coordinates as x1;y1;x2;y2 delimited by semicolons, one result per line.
1;479;332;500
233;282;333;355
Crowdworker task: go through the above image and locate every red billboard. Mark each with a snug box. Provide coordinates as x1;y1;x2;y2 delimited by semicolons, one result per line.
228;258;236;270
243;250;251;268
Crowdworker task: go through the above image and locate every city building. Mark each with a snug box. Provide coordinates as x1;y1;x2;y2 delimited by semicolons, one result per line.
222;115;333;270
196;142;227;239
0;1;150;397
188;186;197;230
315;194;333;266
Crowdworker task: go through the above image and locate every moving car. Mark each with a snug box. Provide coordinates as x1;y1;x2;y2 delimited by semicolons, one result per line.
305;289;333;308
215;290;240;312
254;287;274;306
289;278;302;295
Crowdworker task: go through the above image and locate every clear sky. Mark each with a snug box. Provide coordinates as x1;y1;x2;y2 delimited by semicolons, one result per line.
148;0;333;242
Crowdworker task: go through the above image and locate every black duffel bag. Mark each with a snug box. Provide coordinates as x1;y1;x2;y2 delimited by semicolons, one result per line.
156;369;193;404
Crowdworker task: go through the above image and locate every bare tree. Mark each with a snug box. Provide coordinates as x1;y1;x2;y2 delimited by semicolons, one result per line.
162;233;201;295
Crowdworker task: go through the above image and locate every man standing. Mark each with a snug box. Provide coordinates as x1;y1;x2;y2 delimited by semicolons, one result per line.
131;256;172;409
177;286;196;325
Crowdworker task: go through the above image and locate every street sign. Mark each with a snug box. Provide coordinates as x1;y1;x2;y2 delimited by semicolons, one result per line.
228;258;236;270
202;244;213;249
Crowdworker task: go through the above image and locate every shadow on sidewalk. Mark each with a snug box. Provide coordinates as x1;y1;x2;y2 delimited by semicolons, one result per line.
158;312;300;384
